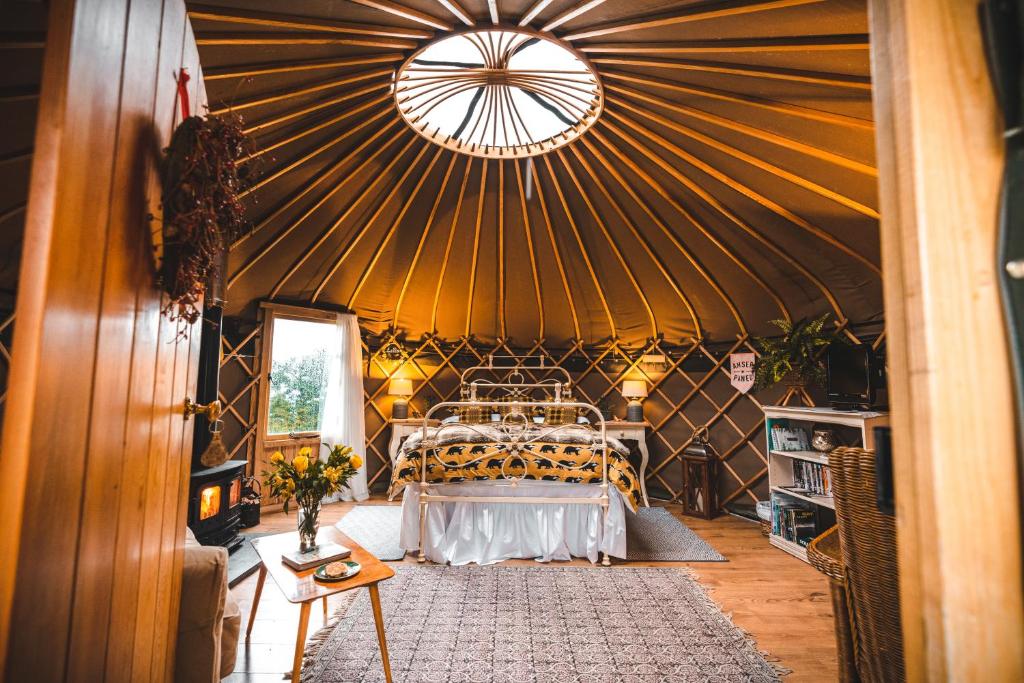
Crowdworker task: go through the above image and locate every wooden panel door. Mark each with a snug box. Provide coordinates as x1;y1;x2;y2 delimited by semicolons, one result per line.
870;0;1024;680
0;0;205;680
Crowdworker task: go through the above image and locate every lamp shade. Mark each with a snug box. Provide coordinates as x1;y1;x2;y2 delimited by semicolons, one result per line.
621;380;648;399
388;378;413;397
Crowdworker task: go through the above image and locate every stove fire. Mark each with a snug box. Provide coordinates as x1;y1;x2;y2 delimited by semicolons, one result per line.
199;485;221;521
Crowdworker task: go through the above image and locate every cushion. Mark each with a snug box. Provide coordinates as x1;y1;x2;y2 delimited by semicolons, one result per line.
455;404;489;424
219;592;240;678
544;405;579;425
496;395;528;417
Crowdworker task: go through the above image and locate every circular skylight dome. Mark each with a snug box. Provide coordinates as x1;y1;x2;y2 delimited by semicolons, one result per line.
394;28;603;159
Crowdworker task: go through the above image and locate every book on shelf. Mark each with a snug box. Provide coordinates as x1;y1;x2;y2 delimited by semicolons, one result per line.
281;541;351;572
770;493;820;547
770;425;809;451
788;459;833;497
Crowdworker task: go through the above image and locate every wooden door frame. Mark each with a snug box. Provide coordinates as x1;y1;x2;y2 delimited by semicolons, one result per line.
870;0;1024;679
0;0;76;664
0;0;205;676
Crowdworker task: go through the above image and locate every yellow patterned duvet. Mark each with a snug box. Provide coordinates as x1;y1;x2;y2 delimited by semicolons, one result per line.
389;441;643;510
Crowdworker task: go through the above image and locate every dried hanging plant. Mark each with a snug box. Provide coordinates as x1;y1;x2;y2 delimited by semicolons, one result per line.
159;112;254;334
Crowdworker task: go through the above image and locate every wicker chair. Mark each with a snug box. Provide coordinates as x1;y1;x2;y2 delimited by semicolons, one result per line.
828;446;905;683
807;526;859;683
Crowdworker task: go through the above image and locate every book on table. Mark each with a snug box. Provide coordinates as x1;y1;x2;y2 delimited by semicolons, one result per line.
281;542;351;572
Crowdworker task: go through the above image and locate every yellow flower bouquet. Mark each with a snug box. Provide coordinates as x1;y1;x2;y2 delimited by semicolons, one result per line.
263;443;363;551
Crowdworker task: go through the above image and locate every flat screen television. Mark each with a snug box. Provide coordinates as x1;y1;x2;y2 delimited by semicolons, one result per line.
826;344;887;410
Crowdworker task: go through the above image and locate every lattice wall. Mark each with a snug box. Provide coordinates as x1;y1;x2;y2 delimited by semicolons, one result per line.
219;317;882;508
0;312;13;429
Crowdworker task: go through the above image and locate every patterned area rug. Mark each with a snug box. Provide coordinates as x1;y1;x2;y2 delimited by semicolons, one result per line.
301;565;780;682
335;505;406;561
626;508;725;562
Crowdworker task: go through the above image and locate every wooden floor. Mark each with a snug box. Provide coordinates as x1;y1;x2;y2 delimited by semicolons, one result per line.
226;498;837;682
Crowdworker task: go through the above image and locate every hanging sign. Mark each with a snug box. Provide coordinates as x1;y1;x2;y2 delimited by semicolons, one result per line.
730;353;755;393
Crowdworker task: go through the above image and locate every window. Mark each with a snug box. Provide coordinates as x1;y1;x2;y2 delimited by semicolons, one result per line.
266;317;338;436
394;28;602;158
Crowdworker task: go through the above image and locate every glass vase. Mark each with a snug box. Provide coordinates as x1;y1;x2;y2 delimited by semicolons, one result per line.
296;501;321;553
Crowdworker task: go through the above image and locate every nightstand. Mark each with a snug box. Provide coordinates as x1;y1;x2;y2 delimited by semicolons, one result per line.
604;420;651;506
388;418;440;466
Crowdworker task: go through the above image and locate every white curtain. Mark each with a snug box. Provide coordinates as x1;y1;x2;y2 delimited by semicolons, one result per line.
319;313;368;502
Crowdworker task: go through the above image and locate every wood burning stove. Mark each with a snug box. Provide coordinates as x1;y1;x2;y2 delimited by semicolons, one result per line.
188;460;246;549
186;304;246;550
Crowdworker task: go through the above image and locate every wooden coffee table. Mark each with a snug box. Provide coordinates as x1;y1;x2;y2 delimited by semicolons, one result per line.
246;527;395;682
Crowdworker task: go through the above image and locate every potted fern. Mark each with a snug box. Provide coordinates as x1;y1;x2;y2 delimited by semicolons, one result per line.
753;314;837;392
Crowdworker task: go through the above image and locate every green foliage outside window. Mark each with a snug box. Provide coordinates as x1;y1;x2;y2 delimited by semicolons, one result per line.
268;349;328;434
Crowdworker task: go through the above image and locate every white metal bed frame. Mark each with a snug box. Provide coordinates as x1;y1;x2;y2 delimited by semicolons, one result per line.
414;355;614;565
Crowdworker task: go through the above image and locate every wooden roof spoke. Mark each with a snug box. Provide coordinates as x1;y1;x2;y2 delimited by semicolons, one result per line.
553;148;658;338
579;34;870;54
203;54;404;82
512;159;545;340
241;105;394;197
598;69;873;131
606;84;877;177
345;0;453;31
498;161;506;338
598;118;850;321
186;4;432;39
394;153;460;324
244;83;391;138
582;133;770;330
463;160;488;336
606;107;882;264
539;155;617;338
519;0;556;26
232;114;400;249
347;147;447;307
434;0;475;25
229;119;407;287
210;68;393;116
562;0;824;41
589;56;872;91
528;159;581;339
567;143;703;336
311;141;435;301
540;0;608;33
249;97;391;170
431;159;474;333
195;32;418;49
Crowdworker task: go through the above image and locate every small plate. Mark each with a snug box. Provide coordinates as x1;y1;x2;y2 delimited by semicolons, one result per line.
314;560;361;582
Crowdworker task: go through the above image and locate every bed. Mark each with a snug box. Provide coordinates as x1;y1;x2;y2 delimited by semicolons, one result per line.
387;357;642;566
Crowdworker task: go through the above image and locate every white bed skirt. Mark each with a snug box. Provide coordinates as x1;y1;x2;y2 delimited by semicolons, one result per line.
398;480;628;565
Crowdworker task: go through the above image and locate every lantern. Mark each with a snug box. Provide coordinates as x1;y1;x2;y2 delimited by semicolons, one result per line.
681;426;720;519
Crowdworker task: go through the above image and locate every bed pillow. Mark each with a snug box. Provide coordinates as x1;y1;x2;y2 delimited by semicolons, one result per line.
496;395;528;418
544;405;579;425
455;404;489;424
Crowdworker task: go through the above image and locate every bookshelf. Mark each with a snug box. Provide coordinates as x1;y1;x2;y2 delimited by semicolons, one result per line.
763;405;889;563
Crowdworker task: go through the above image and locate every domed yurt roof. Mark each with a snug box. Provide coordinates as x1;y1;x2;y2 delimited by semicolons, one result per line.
192;0;880;345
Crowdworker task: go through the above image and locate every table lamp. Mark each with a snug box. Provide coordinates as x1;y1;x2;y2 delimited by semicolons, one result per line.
389;378;413;419
621;380;648;422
